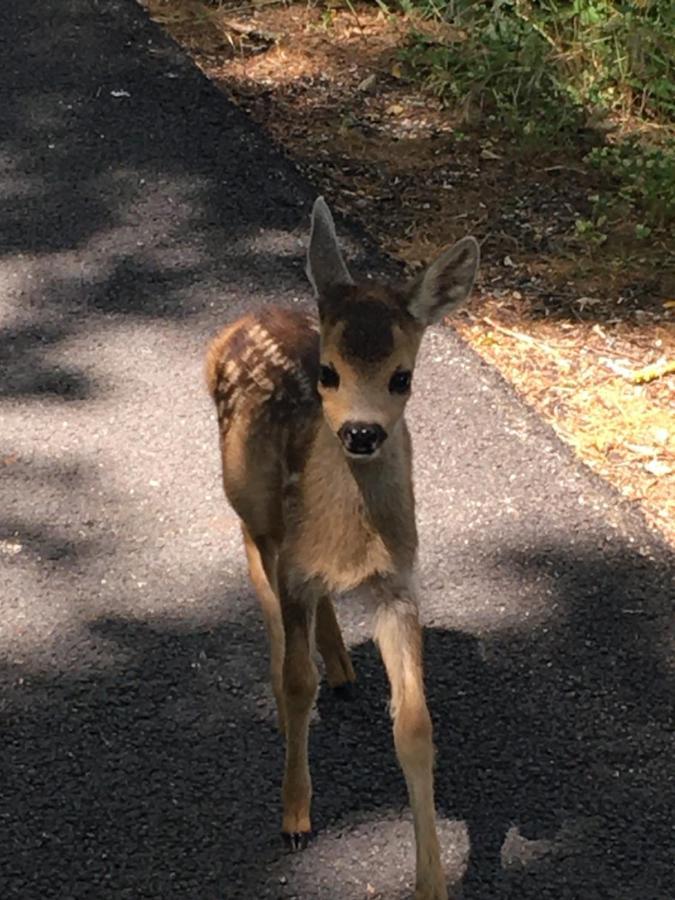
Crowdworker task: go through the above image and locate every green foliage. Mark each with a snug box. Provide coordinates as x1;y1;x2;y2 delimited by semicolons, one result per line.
389;0;675;224
394;1;675;127
574;214;608;247
399;6;582;138
586;139;675;225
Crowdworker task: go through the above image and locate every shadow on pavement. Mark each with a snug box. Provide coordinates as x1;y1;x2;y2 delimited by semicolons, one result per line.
0;3;672;898
433;540;674;899
0;0;329;401
0;538;672;899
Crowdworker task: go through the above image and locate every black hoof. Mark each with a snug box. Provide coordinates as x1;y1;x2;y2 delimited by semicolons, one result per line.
282;831;311;852
332;682;355;701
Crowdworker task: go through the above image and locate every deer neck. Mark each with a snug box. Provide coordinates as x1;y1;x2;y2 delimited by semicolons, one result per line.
286;416;417;590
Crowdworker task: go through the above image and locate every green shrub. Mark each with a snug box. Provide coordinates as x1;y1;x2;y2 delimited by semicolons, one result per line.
586;139;675;225
394;1;675;127
389;0;675;225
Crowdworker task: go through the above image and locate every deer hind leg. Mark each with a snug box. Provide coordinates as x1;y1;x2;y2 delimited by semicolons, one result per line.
374;582;447;900
278;565;320;849
315;595;356;695
241;525;286;734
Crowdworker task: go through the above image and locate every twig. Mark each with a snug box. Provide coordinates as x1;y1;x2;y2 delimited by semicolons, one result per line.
477;315;574;368
541;165;587;175
221;0;288;11
631;360;675;384
222;19;278;42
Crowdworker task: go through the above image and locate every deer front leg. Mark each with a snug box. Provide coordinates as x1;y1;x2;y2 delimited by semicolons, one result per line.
278;567;320;849
374;579;447;900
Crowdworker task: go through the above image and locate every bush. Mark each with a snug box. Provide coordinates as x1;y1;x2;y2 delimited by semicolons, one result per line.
391;1;675;224
395;1;675;128
586;138;675;226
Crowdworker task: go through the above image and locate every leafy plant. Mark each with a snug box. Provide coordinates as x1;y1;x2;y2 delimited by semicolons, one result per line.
393;0;675;127
398;9;583;139
574;215;608;247
586;139;675;225
387;0;675;224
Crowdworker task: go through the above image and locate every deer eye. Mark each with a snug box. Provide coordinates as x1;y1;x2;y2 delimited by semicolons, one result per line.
319;364;340;389
389;369;412;394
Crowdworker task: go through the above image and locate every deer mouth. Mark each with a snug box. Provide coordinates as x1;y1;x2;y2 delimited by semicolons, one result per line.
343;445;382;462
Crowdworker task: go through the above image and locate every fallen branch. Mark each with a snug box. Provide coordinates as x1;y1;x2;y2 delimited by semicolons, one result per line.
477;315;573;368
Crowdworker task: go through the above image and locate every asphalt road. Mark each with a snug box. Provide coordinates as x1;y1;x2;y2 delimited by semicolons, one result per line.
1;2;673;898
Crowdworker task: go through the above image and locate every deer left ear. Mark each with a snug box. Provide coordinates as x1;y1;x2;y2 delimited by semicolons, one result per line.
306;196;354;298
407;236;480;325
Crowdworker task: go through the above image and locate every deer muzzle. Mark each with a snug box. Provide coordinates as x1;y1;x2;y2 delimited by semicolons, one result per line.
337;421;387;456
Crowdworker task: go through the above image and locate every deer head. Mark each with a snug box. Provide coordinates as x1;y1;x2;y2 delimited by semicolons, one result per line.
306;197;480;460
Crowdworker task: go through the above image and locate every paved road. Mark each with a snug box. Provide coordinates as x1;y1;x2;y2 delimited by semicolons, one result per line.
1;2;673;898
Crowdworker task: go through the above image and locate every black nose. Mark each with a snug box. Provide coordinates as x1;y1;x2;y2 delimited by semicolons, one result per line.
338;421;387;455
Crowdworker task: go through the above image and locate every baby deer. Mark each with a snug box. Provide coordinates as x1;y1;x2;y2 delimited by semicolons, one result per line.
206;198;479;899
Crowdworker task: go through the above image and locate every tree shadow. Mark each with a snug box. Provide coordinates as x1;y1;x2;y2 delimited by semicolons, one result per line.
0;453;104;566
1;535;672;898
279;532;675;898
3;0;383;404
430;538;675;898
1;3;673;897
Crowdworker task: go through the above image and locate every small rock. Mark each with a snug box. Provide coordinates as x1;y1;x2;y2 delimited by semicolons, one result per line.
644;459;672;477
0;539;23;556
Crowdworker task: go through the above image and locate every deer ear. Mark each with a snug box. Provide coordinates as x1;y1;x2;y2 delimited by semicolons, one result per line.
305;197;354;298
407;236;480;325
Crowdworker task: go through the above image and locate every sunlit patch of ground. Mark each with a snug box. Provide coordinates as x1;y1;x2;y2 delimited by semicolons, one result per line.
141;0;674;544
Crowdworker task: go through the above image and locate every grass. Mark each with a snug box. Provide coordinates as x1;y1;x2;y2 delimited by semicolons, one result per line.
388;0;675;227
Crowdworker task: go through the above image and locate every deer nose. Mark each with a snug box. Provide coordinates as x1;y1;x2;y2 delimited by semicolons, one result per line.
338;422;387;455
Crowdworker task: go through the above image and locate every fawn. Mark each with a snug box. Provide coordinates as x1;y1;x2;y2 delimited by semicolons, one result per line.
206;198;479;899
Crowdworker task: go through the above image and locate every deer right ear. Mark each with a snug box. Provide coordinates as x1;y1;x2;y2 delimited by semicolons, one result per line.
305;197;354;298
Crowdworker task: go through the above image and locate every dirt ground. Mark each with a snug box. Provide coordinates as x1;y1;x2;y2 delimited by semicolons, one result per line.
140;0;674;545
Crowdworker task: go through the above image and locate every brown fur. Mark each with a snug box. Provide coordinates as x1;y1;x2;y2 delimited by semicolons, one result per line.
205;198;479;900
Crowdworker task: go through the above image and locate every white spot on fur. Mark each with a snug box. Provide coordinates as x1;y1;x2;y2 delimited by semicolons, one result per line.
224;358;239;378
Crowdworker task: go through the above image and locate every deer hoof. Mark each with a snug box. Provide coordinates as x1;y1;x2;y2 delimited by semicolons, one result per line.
282;831;311;852
414;881;448;900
